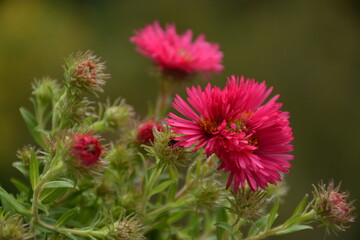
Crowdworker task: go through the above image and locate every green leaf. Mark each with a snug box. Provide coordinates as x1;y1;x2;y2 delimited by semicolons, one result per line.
29;151;39;190
58;231;78;240
215;222;233;235
248;215;269;236
275;225;313;235
150;180;174;196
267;199;279;230
39;187;67;204
12;161;29;177
56;207;80;227
42;179;75;189
0;186;30;216
10;178;29;195
216;208;228;240
19;107;44;148
284;194;309;227
167;211;187;225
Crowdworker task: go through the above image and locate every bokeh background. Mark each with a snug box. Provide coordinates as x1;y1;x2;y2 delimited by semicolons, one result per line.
0;0;359;239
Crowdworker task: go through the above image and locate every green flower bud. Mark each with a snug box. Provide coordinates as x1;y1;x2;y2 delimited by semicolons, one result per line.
32;77;59;104
0;209;32;240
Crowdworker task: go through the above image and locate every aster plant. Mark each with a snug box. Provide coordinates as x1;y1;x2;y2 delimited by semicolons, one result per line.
0;22;356;240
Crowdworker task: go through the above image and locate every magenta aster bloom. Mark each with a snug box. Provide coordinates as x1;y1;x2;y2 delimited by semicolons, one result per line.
166;76;294;191
130;21;223;77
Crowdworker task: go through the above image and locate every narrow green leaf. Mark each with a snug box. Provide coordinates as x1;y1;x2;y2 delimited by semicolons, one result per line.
58;231;78;240
284;194;309;227
33;201;49;216
39;188;67;204
215;222;233;234
267;199;279;230
248;215;269;236
150;180;174;196
167;211;187;225
19;107;43;147
56;207;80;227
216;208;228;240
0;186;30;216
29;151;39;190
12;161;29;177
275;225;313;235
42;179;75;189
10;178;29;195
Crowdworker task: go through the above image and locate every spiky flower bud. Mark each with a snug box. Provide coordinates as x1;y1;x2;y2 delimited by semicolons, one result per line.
312;180;356;232
64;51;110;94
107;144;134;173
71;134;102;167
0;209;32;240
143;126;197;167
32;77;60;104
136;121;163;145
16;145;38;167
112;216;145;240
226;188;268;219
192;179;223;208
102;99;135;130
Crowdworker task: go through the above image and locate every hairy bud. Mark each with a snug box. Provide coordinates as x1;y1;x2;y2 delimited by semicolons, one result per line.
312;180;356;232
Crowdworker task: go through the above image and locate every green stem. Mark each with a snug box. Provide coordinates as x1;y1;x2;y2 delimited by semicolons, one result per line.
52;89;68;129
243;210;316;240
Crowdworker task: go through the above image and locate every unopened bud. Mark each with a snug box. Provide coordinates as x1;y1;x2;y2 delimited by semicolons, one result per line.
226;188;268;219
112;216;145;240
193;179;223;208
0;209;32;240
71;134;102;167
65;51;110;94
136;121;163;145
103;99;134;130
32;77;59;104
312;180;356;232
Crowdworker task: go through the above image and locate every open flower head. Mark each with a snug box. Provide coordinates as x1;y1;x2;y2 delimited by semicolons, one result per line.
166;75;294;191
131;21;223;78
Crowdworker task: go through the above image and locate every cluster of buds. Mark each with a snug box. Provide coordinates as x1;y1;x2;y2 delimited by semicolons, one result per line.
64;50;110;94
312;180;356;232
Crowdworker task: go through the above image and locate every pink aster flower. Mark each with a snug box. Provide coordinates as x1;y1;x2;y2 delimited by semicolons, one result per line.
130;21;223;78
71;134;102;167
166;75;294;191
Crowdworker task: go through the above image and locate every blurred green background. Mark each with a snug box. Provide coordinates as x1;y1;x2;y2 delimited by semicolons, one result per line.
0;0;359;239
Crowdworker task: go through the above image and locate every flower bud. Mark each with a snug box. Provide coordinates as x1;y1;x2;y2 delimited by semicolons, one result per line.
312;180;356;232
103;99;134;130
71;134;102;167
112;216;145;240
136;121;163;145
226;188;268;219
143;126;197;167
32;77;59;104
0;209;32;240
64;51;110;94
192;179;223;208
